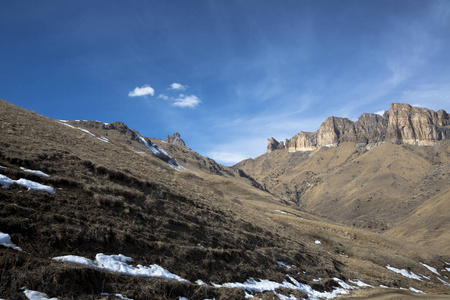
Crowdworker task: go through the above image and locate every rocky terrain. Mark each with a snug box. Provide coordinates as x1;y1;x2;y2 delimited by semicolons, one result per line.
1;99;450;300
165;133;187;147
268;103;449;152
237;103;450;254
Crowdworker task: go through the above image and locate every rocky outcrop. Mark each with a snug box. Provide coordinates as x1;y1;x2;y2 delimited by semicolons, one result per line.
267;137;285;152
165;132;186;147
386;103;449;146
267;103;449;152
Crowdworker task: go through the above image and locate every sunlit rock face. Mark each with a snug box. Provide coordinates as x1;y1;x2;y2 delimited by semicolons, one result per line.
165;132;186;147
386;103;449;146
267;103;449;152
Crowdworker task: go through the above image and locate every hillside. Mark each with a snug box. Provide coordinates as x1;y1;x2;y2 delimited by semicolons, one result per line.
1;99;450;299
236;104;450;254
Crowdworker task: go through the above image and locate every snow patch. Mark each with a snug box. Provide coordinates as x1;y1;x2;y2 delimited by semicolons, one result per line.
0;231;22;251
419;274;431;280
0;174;55;194
348;279;373;287
277;261;295;269
0;174;14;189
333;278;356;290
315;240;322;245
213;275;350;299
58;121;105;140
420;262;440;275
15;178;55;194
195;279;208;286
409;287;424;294
386;265;422;280
20;167;50;177
437;277;450;286
0;165;6;169
23;289;58;300
275;210;302;219
97;136;110;143
380;285;388;288
52;253;188;282
274;292;298;300
100;292;133;300
137;134;179;167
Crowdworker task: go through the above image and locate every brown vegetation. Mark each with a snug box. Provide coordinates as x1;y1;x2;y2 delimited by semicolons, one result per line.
1;99;449;299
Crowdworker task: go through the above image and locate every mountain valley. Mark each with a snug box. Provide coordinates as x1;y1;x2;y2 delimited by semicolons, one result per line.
1;99;449;300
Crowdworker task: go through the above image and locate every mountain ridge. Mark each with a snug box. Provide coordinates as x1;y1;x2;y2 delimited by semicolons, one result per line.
267;103;449;153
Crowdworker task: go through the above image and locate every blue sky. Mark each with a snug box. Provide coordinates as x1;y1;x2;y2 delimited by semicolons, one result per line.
1;1;449;165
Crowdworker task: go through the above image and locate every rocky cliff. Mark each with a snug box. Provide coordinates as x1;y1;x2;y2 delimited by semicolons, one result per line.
268;103;449;152
165;132;186;147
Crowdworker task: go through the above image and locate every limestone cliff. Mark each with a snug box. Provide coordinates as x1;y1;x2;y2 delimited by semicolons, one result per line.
267;103;449;152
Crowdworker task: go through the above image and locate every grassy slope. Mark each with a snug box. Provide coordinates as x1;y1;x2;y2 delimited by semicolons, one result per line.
235;141;450;254
1;99;449;299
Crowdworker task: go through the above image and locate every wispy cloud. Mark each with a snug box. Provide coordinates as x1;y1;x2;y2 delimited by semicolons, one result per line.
158;94;169;100
399;84;450;111
128;85;155;97
169;83;188;91
172;94;201;108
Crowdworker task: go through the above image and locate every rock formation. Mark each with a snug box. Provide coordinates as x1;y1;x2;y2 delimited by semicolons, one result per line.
165;132;186;147
268;103;449;152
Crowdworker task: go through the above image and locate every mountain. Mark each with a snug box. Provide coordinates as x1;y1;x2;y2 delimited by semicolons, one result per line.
165;132;187;147
267;103;449;152
1;99;450;299
236;103;450;253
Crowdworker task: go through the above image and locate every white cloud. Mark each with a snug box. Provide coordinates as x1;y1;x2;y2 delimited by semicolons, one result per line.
158;94;169;100
172;94;201;108
128;85;155;97
375;110;385;116
169;83;187;90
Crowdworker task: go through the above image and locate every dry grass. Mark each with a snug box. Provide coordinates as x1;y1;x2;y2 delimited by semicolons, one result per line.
1;99;449;299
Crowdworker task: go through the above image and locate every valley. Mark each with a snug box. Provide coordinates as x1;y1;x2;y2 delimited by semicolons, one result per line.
1;99;449;300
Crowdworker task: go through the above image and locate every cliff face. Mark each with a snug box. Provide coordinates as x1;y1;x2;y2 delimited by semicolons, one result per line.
386;103;449;146
268;103;449;152
165;132;186;147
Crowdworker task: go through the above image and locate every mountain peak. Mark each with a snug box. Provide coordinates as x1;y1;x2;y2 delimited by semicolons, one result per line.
268;103;449;152
165;132;186;147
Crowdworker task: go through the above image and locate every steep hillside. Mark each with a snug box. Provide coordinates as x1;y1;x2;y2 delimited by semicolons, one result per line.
1;99;450;299
236;104;450;255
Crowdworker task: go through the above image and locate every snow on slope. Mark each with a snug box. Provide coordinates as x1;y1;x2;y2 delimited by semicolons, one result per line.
0;231;22;251
420;262;440;275
58;121;109;143
20;167;50;177
53;253;188;282
23;289;59;300
386;265;422;280
136;134;179;167
0;174;55;194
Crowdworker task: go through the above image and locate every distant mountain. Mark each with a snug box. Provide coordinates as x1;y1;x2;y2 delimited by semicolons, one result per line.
267;103;449;152
236;103;450;254
1;99;449;299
